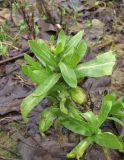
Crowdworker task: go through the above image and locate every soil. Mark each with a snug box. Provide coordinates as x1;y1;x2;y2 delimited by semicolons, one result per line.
0;0;124;160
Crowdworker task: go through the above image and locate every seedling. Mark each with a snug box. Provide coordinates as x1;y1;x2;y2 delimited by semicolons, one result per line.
21;30;115;134
57;94;124;159
0;20;18;57
0;43;8;57
103;93;124;128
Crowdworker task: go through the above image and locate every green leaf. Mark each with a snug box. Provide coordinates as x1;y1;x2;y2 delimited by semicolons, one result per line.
67;101;84;121
110;101;124;115
67;101;99;135
63;40;87;67
60;99;68;114
50;83;69;93
21;93;46;123
103;93;124;119
67;137;93;160
22;65;52;85
62;48;74;63
65;30;84;54
59;62;77;88
28;39;57;67
21;73;60;122
103;93;116;104
111;112;124;119
39;106;57;134
54;42;63;55
59;114;91;136
97;101;112;128
57;30;67;49
24;54;42;70
75;51;115;78
81;111;99;134
94;132;123;150
110;96;124;119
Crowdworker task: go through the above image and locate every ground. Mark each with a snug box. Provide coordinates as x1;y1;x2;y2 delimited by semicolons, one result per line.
0;0;124;159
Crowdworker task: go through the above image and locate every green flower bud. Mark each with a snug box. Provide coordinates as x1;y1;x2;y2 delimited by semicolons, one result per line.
70;87;87;105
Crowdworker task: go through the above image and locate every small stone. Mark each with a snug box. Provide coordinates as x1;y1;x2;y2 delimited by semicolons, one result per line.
92;19;104;28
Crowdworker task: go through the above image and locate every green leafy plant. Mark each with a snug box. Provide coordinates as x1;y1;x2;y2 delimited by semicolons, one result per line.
21;30;115;132
103;93;124;127
0;20;18;57
18;20;26;33
0;21;10;57
0;43;8;57
57;95;124;159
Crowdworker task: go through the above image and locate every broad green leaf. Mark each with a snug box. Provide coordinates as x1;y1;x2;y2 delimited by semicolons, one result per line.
28;39;57;67
24;54;42;70
59;62;77;88
65;30;84;54
97;101;112;127
111;112;124;119
111;96;124;118
81;111;99;134
67;101;84;121
94;132;123;150
63;40;87;67
22;65;52;85
82;111;96;122
62;48;74;63
75;51;115;78
50;83;69;93
21;73;60;122
59;114;91;136
110;101;124;114
39;106;57;134
21;93;46;123
103;93;116;104
103;93;124;119
54;42;63;55
67;137;93;160
57;30;67;49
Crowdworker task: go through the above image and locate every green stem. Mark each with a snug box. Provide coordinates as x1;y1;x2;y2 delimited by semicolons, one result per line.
67;137;93;160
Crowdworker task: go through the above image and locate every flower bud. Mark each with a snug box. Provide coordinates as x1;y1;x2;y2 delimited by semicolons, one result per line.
70;87;87;105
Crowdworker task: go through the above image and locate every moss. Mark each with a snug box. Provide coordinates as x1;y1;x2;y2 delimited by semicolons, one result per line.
0;122;22;160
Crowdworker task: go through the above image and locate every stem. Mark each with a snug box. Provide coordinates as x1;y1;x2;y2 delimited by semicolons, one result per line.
67;137;93;159
107;117;124;128
102;147;112;160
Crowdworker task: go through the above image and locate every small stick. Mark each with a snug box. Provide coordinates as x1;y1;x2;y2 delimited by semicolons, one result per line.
0;48;30;65
102;147;112;160
0;41;19;50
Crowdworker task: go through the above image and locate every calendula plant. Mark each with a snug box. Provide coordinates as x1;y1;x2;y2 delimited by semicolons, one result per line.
21;30;115;133
103;93;124;128
57;94;124;160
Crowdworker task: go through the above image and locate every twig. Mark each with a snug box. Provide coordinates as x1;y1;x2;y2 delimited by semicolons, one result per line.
102;147;112;160
0;48;30;65
0;16;7;21
0;42;19;50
